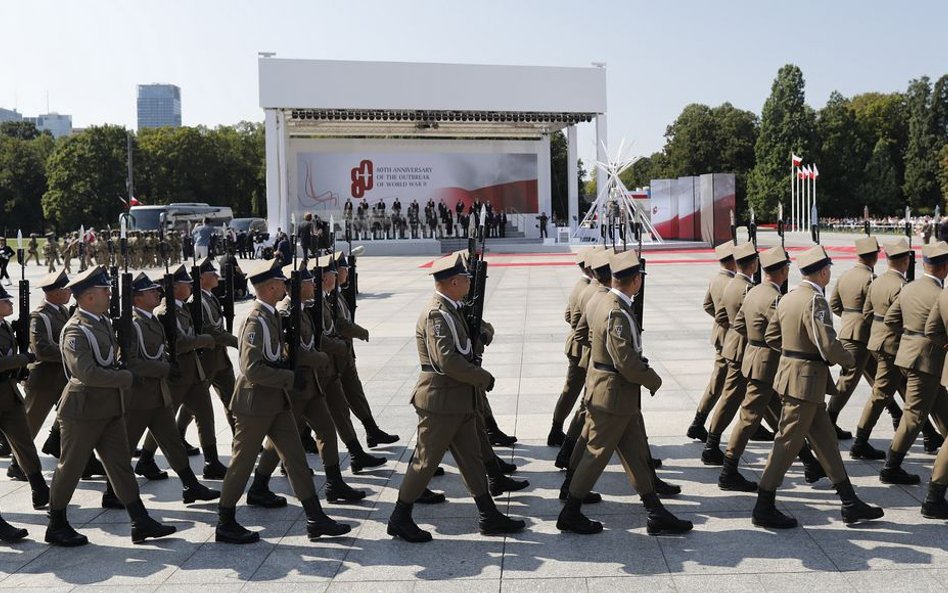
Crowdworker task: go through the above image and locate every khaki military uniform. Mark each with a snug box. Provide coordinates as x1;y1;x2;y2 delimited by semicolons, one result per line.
697;269;736;417
0;320;43;476
857;269;908;431
26;238;39;266
49;310;140;508
826;263;876;419
24;301;70;436
397;294;493;504
255;296;337;475
219;300;316;506
318;293;361;446
724;281;784;460
333;289;376;426
889;275;948;454
44;241;57;273
553;275;591;424
926;288;948;484
707;273;755;436
757;281;853;492
569;289;660;498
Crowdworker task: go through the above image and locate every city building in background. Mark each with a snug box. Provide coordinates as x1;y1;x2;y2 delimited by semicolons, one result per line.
0;108;23;122
137;83;182;129
26;112;73;138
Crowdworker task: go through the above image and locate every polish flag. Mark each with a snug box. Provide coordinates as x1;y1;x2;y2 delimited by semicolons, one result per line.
792;154;803;167
797;169;807;180
811;164;819;179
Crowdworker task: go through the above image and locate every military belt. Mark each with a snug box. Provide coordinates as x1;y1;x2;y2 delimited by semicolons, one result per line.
748;339;768;348
873;314;886;322
592;362;618;373
843;307;862;313
420;364;438;373
781;349;822;362
902;328;925;337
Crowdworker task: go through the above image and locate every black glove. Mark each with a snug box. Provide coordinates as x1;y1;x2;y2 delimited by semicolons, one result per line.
292;368;307;390
485;377;495;392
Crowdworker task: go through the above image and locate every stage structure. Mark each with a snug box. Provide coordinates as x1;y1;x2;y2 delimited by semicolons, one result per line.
573;142;663;245
258;57;608;238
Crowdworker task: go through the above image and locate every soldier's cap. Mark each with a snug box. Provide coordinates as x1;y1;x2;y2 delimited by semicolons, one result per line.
282;263;314;282
610;250;646;279
714;242;735;262
797;246;833;275
922;241;948;265
66;265;112;295
0;284;11;302
855;236;880;256
733;241;758;263
37;270;69;291
198;256;218;275
760;246;790;272
883;238;911;259
171;264;192;284
317;254;338;273
429;253;471;281
246;258;288;285
334;251;349;268
131;272;161;293
575;248;593;268
588;248;615;272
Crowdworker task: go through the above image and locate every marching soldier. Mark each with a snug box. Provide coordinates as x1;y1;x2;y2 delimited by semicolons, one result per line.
136;265;227;481
921;264;948;518
880;242;948;485
47;266;176;546
557;250;691;536
387;253;524;543
752;246;883;529
100;272;220;509
826;237;880;440
43;234;58;273
687;243;736;441
215;258;350;544
26;234;40;266
701;241;758;465
62;235;75;274
549;248;593;447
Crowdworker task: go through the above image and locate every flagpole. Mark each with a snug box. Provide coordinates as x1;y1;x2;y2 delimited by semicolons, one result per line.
803;166;809;232
812;167;817;232
791;161;796;232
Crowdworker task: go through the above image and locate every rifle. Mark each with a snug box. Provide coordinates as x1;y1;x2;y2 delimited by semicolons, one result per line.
116;218;133;367
107;234;120;321
748;207;761;285
863;205;871;236
328;217;340;325
78;225;86;272
811;202;821;245
190;247;203;334
632;215;646;332
307;258;324;351
777;202;786;249
220;222;235;332
157;218;177;362
286;240;302;369
344;223;358;322
906;206;916;282
729;209;737;245
14;231;29;377
464;207;489;355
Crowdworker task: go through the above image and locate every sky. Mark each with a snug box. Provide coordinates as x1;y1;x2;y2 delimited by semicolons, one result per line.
3;0;946;166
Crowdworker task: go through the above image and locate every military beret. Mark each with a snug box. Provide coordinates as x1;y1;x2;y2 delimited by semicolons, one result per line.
610;250;646;279
797;246;833;275
714;243;735;261
854;236;880;256
883;238;911;259
733;241;758;263
131;272;161;293
37;270;69;291
923;241;948;265
66;265;112;295
759;246;790;271
245;258;288;285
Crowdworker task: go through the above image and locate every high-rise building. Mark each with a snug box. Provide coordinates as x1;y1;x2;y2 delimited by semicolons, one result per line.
26;113;73;138
137;84;182;129
0;108;23;122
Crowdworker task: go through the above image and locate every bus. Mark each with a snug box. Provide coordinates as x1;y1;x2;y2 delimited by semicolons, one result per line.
126;203;234;232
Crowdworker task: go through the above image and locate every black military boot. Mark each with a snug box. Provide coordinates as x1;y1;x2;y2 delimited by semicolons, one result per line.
653;470;682;497
923;421;944;454
41;424;61;458
886;399;903;431
547;421;566;447
487;458;529;497
202;450;228;480
346;440;386;473
324;464;367;503
6;459;25;481
797;444;826;483
556;495;603;534
833;424;853;441
752;489;798;529
101;480;124;509
387;500;432;542
701;432;724;466
301;496;351;539
0;513;27;542
835;479;884;524
558;470;602;504
475;493;525;535
641;492;693;535
215;505;259;544
300;428;318;454
364;419;399;448
182;438;201;456
922;481;948;519
126;498;176;544
134;449;168;481
494;454;517;474
850;428;886;460
880;449;920;484
81;455;107;480
179;467;221;504
415;488;446;504
246;472;287;508
686;412;708;442
750;424;775;442
45;508;87;546
554;437;576;470
27;472;49;510
718;455;757;492
485;415;517;447
0;433;10;458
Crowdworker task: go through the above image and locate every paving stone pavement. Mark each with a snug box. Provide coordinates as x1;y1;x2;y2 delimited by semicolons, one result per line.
1;230;946;592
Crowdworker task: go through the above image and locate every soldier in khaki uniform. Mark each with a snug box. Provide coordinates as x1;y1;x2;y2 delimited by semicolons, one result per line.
549;248;594;447
752;247;884;529
826;237;880;441
100;272;220;509
557;250;691;536
687;243;736;441
387;253;524;543
216;259;350;544
46;266;176;546
137;265;227;480
247;263;366;507
43;235;58;273
880;242;948;485
920;261;948;518
701;241;758;465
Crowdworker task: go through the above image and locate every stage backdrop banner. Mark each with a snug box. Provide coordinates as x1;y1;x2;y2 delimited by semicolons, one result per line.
295;151;538;214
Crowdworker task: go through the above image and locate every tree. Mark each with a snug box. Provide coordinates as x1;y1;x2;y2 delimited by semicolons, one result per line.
903;77;941;209
861;138;903;215
747;64;816;219
0;135;47;233
549;130;586;224
662;104;719;176
936;143;948;203
0;121;43;141
815;92;866;215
